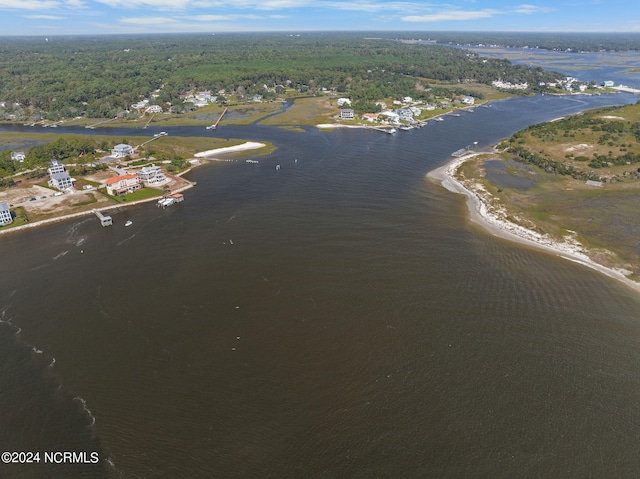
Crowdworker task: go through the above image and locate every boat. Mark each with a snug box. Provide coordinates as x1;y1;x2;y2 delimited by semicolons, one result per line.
434;117;444;122
125;220;133;227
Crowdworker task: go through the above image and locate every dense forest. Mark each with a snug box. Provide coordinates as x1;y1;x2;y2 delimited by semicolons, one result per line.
0;33;562;120
395;32;640;53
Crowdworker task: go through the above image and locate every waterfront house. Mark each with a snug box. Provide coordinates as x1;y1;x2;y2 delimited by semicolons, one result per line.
0;201;12;226
396;108;414;121
106;173;141;196
136;164;168;187
340;109;355;120
112;144;134;158
47;160;73;190
380;111;400;124
146;105;163;114
362;113;379;122
462;96;475;105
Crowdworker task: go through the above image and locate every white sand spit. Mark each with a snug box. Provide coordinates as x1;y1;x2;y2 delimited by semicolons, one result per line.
194;142;265;158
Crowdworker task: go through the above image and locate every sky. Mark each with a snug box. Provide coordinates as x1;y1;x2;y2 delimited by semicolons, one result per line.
0;0;639;36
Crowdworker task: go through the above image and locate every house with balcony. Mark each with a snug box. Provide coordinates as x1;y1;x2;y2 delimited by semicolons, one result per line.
136;164;168;187
106;173;141;196
112;144;134;158
0;202;12;226
340;109;354;120
47;159;73;190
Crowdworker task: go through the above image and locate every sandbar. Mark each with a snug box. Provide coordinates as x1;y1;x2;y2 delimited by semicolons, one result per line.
194;141;265;157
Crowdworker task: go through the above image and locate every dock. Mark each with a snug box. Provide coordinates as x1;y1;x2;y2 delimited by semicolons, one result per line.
207;107;228;130
157;193;184;208
93;209;113;226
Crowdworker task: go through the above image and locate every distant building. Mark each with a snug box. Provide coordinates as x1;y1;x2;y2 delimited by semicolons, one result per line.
11;151;25;162
380;111;400;124
106;173;141;196
337;98;351;107
137;164;168;187
146;105;163;114
362;113;379;122
603;80;615;87
112;144;134;158
0;201;12;226
47;160;73;190
395;108;414;121
340;109;355;120
462;96;475;105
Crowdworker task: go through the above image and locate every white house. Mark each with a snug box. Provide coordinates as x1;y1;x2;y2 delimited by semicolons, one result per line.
48;159;65;175
49;173;74;190
340;109;354;120
462;96;475;105
112;144;134;158
132;99;149;110
380;111;400;124
11;151;25;162
47;160;74;190
137;164;168;187
396;108;414;121
337;98;351;107
0;201;12;226
146;105;163;114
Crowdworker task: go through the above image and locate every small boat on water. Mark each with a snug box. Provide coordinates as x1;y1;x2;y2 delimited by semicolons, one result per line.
125;220;133;227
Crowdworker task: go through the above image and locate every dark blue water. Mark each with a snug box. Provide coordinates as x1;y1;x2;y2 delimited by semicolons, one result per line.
2;93;640;478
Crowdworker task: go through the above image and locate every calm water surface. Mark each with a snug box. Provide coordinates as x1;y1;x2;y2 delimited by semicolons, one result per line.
2;94;640;478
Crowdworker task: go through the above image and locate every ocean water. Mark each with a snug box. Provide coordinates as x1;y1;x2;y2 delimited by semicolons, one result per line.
2;94;640;478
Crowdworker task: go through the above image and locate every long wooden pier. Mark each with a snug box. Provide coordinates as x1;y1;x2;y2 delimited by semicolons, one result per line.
208;107;228;130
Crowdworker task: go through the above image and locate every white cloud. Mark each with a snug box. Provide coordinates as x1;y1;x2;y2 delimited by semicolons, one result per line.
23;13;64;18
403;9;500;22
0;0;59;9
119;15;177;24
514;4;554;14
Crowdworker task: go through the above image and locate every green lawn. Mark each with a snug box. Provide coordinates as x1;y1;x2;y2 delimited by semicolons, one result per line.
109;187;164;203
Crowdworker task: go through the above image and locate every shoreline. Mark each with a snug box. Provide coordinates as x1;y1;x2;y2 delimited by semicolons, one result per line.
0;142;268;236
427;153;640;293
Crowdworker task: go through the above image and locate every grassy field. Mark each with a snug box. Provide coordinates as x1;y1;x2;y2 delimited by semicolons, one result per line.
260;96;338;126
107;187;165;204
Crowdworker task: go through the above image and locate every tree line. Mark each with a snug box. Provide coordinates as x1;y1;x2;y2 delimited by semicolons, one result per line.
0;33;563;121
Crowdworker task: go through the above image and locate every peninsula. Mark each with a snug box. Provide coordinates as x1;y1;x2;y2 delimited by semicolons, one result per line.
429;101;640;291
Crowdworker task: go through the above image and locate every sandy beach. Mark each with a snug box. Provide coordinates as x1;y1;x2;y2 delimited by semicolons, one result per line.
427;153;640;293
194;141;266;157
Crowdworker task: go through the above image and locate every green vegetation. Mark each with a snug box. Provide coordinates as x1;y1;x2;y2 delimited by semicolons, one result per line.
0;33;562;123
500;102;640;182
